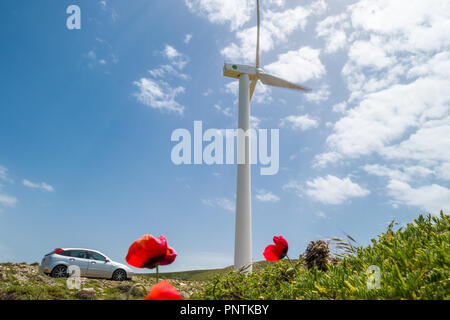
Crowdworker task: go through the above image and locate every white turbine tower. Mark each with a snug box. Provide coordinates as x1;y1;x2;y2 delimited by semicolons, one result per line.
223;0;310;273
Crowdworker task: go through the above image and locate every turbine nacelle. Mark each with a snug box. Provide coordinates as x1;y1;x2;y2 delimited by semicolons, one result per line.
223;63;259;81
224;62;310;98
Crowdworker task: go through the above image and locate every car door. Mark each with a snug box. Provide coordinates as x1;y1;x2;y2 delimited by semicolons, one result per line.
66;250;90;276
86;251;114;278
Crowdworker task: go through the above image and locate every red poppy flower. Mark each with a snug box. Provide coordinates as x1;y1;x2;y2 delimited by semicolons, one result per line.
263;236;288;261
160;246;177;266
126;235;176;269
144;280;183;300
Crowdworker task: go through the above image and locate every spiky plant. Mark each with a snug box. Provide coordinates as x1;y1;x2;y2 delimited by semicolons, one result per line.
304;240;336;271
327;232;359;259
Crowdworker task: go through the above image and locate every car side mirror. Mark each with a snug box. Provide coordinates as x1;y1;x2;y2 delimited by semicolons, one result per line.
105;259;110;263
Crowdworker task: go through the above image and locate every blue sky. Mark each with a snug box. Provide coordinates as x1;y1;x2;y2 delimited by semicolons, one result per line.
0;0;449;272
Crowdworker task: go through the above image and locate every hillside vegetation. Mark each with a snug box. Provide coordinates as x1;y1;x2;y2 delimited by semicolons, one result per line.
0;263;204;300
0;212;448;300
195;212;450;300
142;260;276;281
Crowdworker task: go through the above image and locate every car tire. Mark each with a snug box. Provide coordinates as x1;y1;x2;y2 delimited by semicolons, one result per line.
51;265;68;278
112;269;127;281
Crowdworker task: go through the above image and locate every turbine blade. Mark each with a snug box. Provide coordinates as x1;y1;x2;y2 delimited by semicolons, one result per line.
258;72;310;92
250;80;258;101
256;0;260;69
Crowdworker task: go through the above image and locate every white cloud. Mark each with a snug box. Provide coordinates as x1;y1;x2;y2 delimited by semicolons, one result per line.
163;45;189;70
266;0;285;7
318;59;450;205
381;118;450;165
185;0;255;31
314;1;450;172
437;163;450;181
98;0;118;21
134;78;185;114
225;81;272;105
408;51;450;78
252;84;273;104
315;211;327;218
184;34;193;44
83;44;118;69
250;115;261;129
0;193;17;208
148;64;188;80
280;114;318;131
188;0;450;215
313;152;342;168
305;175;370;205
164;45;180;59
0;166;17;212
363;163;448;214
363;164;433;183
221;5;312;63
255;189;280;203
283;180;303;196
213;104;233;117
0;166;13;183
348;38;396;70
134;45;189;114
310;0;327;15
350;0;450;52
0;166;6;180
387;180;450;215
332;102;347;114
324;75;450;160
23;179;54;192
84;50;100;69
316;13;349;53
224;82;238;96
305;84;330;103
265;47;325;84
202;198;235;212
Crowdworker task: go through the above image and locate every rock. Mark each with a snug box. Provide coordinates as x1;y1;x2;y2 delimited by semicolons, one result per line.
0;291;21;300
180;291;190;299
117;283;132;292
76;288;97;300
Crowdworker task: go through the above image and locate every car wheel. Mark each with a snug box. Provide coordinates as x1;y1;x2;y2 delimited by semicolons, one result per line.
51;265;68;278
112;269;127;281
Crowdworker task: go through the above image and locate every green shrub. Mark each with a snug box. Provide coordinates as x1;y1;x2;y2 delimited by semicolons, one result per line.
196;212;450;300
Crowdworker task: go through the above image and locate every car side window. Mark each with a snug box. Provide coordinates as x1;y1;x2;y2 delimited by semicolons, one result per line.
70;250;88;259
88;252;107;262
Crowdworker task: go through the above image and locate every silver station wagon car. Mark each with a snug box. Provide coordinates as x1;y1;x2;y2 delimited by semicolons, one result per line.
39;248;134;281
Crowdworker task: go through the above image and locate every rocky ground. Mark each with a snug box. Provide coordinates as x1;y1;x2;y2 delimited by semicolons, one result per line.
0;262;205;300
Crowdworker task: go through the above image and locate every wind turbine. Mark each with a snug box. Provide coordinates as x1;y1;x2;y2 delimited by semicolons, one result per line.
223;0;310;273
